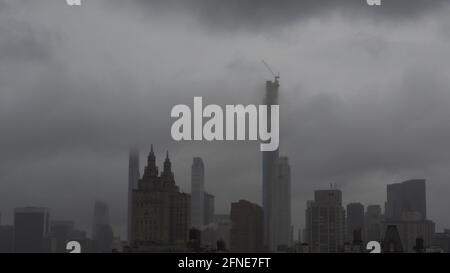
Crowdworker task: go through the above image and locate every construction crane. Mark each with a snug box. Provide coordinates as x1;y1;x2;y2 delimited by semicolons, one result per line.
262;60;280;82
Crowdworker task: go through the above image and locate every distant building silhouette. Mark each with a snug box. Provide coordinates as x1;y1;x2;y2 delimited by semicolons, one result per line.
365;205;383;242
230;200;264;253
346;203;364;243
200;214;231;251
383;179;434;252
191;157;205;229
130;146;190;251
70;229;95;253
385;179;426;220
187;228;202;252
50;220;75;253
432;229;450;253
204;192;215;226
0;225;13;253
214;214;231;248
92;201;113;253
305;189;345;253
14;207;51;253
128;147;140;242
273;157;292;250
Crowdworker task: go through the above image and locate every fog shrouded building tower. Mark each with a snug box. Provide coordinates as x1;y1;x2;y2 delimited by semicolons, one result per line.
92;201;113;253
262;77;292;251
191;157;205;229
128;148;140;242
262;77;279;252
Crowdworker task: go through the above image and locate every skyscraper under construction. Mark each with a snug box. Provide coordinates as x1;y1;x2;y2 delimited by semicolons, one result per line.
262;76;292;252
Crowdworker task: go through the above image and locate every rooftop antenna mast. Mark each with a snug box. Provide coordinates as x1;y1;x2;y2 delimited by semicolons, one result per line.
262;60;280;81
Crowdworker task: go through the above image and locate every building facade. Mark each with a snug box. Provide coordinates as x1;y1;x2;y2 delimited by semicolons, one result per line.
305;189;345;253
365;205;383;242
383;179;434;252
0;225;13;253
346;202;365;243
14;207;51;253
271;156;292;250
385;179;427;220
131;146;190;249
204;192;215;226
191;157;205;229
230;200;264;253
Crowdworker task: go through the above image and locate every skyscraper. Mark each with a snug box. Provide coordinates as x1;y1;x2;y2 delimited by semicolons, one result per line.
191;157;205;229
365;205;383;242
383;179;434;252
131;146;190;251
230;200;264;253
204;192;215;226
14;207;51;253
262;77;292;251
92;201;113;253
271;156;292;250
346;203;365;243
128;147;140;242
305;189;345;253
385;179;426;220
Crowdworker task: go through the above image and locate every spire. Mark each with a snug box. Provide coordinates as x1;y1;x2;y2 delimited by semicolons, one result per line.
143;144;158;178
164;150;171;168
148;144;155;160
162;150;173;181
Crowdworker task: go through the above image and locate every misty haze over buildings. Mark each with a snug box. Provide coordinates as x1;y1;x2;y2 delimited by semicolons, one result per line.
1;0;450;239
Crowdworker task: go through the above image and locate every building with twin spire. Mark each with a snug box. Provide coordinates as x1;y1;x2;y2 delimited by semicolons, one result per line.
130;145;190;251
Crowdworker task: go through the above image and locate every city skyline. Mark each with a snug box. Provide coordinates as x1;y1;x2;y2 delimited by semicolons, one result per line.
0;169;442;253
1;145;448;240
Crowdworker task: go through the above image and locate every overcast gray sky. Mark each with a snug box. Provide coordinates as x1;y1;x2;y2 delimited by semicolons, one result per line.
1;0;450;238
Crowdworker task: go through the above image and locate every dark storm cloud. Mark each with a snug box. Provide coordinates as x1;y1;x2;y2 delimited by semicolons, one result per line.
129;0;449;31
